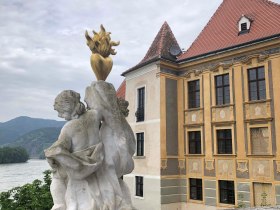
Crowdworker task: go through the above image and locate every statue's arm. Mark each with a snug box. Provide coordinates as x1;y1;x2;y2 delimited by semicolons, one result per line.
45;126;72;168
52;126;72;149
46;122;104;179
48;143;104;180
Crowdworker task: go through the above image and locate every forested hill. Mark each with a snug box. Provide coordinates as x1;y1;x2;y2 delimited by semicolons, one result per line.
0;116;65;145
8;127;61;159
0;147;29;164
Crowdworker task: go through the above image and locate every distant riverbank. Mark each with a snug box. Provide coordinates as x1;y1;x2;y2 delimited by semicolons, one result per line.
0;146;29;164
0;159;50;192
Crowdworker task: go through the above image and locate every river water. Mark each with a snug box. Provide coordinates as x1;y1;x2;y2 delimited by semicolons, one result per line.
0;159;50;192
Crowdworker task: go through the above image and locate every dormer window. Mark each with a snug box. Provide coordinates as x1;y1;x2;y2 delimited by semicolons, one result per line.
238;15;252;35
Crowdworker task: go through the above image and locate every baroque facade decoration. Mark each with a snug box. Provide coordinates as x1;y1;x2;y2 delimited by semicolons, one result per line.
117;0;280;209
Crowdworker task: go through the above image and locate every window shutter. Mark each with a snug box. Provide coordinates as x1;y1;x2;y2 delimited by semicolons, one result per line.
251;127;269;155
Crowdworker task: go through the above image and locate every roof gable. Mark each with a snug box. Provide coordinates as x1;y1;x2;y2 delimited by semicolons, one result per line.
141;21;181;63
122;21;181;76
178;0;280;61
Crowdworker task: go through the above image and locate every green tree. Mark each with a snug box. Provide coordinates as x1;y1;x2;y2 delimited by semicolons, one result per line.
0;170;53;210
0;146;29;164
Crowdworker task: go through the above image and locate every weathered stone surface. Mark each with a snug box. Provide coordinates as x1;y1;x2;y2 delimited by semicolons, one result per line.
45;81;136;210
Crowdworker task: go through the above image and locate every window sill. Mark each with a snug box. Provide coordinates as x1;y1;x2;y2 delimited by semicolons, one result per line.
246;154;274;157
184;107;204;112
213;154;237;157
217;203;235;208
134;195;144;200
133;156;146;159
244;99;271;105
238;29;250;35
188;199;203;204
212;104;234;108
185;154;205;157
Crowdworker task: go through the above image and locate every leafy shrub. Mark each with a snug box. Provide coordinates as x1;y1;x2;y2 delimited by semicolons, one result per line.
0;170;53;210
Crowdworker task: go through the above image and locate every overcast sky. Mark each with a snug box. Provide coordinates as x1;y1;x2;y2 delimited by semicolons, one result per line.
0;0;279;122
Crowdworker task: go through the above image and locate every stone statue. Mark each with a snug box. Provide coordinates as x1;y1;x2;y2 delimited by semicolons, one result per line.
45;82;135;210
85;25;120;81
45;25;134;210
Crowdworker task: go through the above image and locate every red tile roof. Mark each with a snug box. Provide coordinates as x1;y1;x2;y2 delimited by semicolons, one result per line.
178;0;280;61
122;21;181;76
116;80;126;99
141;21;181;63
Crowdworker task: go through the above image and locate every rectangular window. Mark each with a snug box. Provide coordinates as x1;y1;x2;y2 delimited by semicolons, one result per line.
136;87;145;122
248;67;266;101
188;131;201;154
219;180;235;205
217;129;232;154
250;127;269;155
215;74;230;105
188;80;200;109
135;176;143;197
136;133;144;156
241;23;247;31
190;178;203;200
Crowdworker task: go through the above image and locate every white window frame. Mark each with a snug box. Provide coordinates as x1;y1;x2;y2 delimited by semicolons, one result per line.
135;85;146;123
134;131;145;158
134;175;144;199
238;16;251;32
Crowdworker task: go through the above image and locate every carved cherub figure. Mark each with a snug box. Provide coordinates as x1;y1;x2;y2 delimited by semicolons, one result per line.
45;86;135;210
45;90;104;210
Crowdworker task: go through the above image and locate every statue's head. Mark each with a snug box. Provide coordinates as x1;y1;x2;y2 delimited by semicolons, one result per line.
54;90;86;121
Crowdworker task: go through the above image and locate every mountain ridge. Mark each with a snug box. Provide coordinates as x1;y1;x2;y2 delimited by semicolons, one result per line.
9;126;62;158
0;116;65;146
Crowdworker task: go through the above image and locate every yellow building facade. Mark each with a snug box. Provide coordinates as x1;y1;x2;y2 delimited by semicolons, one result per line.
159;38;280;208
121;0;280;209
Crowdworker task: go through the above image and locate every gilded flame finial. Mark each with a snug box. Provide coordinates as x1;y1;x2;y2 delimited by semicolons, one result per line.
85;25;120;81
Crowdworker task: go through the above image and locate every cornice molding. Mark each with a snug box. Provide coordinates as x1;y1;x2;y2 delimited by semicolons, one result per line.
240;53;269;64
179;48;278;77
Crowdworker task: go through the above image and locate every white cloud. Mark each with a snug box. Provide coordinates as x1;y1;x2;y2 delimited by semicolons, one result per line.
0;0;279;121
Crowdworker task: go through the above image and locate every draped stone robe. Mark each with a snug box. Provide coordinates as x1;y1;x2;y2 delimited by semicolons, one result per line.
45;81;136;210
